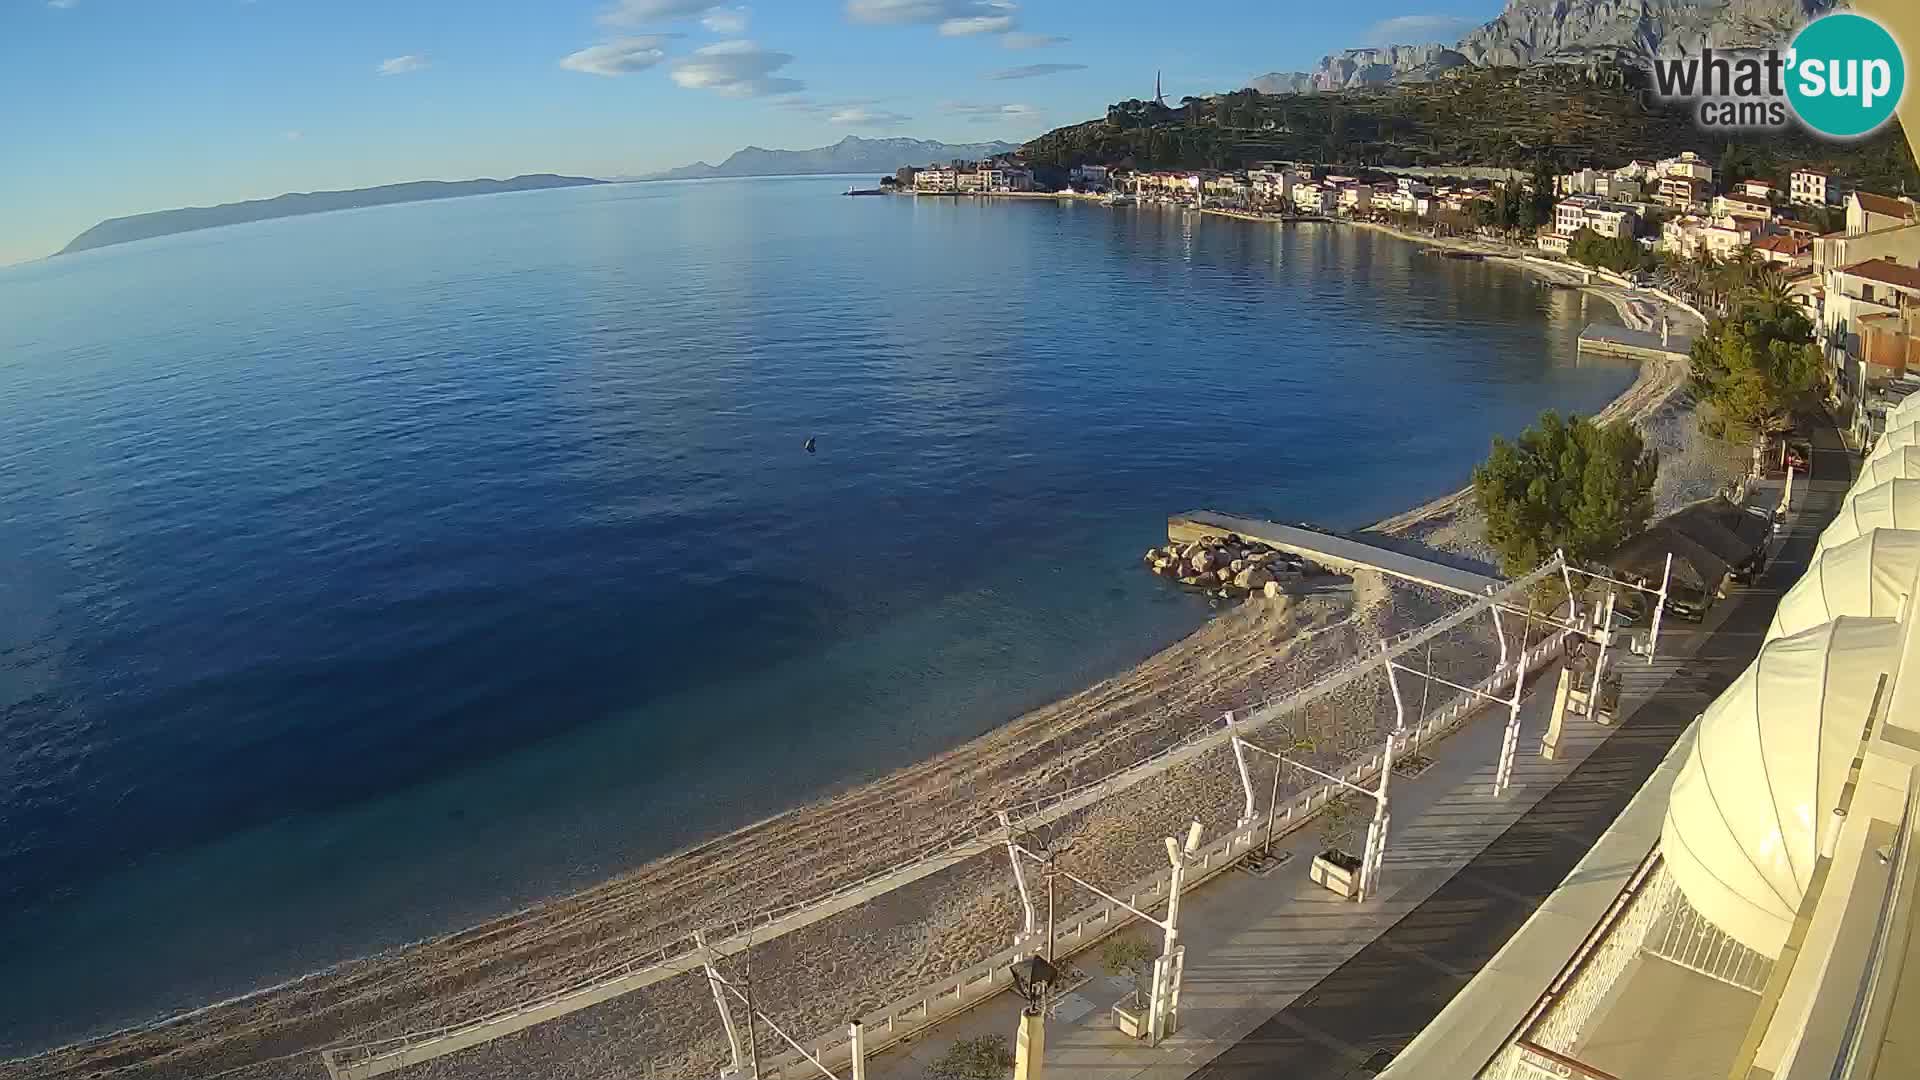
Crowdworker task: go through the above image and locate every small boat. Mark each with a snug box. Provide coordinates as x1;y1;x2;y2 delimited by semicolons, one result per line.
844;187;885;196
1105;193;1135;206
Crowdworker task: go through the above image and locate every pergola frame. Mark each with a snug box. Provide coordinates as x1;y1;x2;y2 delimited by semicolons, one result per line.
1001;817;1204;1045
1229;719;1397;899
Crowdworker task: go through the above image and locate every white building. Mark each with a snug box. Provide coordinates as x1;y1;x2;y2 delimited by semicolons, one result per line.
1660;213;1760;261
1292;183;1336;214
1657;151;1715;185
1069;164;1109;189
1711;192;1776;224
913;166;958;193
980;166;1034;193
1249;168;1293;206
1791;168;1842;207
1554;195;1638;239
1848;191;1920;235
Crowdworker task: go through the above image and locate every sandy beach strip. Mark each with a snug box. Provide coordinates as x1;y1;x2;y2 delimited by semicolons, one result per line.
0;225;1736;1080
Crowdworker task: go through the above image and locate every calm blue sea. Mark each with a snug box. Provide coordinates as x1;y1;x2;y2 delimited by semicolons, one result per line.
0;176;1631;1052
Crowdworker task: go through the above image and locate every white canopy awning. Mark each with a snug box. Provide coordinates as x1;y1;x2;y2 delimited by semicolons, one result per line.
1850;447;1920;498
1768;530;1920;642
1817;480;1920;553
1884;392;1920;431
1661;617;1903;958
1867;420;1920;464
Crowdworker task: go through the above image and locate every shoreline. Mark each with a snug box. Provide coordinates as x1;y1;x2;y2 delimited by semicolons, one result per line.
2;214;1714;1080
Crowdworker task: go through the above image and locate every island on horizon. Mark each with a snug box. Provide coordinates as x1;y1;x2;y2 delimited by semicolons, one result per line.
56;174;606;257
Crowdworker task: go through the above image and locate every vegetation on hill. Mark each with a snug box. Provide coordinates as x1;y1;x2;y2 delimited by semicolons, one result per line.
1021;63;1919;193
1473;411;1660;578
1688;273;1824;438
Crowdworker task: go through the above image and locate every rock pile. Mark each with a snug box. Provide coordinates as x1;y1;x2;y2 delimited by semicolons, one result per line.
1143;533;1314;601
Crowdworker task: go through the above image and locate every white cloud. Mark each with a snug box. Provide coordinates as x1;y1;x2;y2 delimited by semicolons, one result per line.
1001;32;1066;50
829;106;912;128
777;96;881;114
47;0;78;9
946;102;1037;123
1363;14;1476;44
847;0;1020;38
701;6;750;33
987;62;1084;80
939;14;1014;36
561;36;673;76
669;40;804;97
601;0;722;24
281;130;305;141
378;54;429;76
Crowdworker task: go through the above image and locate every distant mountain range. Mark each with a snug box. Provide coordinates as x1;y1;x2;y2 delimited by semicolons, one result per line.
641;136;1021;181
58;174;606;256
1249;0;1834;93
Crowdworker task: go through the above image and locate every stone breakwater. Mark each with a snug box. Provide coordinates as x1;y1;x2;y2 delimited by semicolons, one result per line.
1144;533;1325;601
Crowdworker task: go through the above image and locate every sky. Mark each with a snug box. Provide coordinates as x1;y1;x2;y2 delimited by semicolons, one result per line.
0;0;1504;264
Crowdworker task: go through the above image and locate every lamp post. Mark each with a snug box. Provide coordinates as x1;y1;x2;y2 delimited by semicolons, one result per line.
1008;954;1059;1080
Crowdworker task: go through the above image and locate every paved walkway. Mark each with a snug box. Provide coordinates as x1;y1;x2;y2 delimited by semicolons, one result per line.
1168;511;1503;597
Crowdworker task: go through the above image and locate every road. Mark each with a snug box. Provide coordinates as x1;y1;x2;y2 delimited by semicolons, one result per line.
1186;412;1853;1079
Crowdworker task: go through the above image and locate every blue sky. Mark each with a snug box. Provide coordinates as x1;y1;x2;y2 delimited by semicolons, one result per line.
0;0;1501;264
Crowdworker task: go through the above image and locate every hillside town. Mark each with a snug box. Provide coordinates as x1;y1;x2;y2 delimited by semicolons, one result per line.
895;148;1920;454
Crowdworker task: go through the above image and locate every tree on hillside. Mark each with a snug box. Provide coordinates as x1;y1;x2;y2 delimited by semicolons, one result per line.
1473;412;1660;577
1688;286;1824;438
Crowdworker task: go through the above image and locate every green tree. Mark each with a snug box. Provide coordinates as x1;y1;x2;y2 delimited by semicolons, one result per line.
1472;411;1660;576
1568;227;1642;272
929;1035;1016;1080
1688;287;1824;438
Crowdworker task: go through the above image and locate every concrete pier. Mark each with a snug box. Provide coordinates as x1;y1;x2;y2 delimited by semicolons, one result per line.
1577;322;1692;363
1168;510;1503;596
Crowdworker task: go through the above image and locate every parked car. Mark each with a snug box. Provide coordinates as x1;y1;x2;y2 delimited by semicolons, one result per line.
1784;439;1812;472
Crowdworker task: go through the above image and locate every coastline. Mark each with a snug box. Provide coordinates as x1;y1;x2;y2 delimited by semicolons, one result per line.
2;214;1725;1080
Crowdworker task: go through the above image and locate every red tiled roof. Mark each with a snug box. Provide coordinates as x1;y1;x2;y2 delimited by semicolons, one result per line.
1855;192;1918;221
1840;258;1920;292
1754;235;1810;256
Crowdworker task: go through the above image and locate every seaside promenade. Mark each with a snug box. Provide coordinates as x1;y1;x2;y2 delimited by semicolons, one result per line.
861;444;1821;1080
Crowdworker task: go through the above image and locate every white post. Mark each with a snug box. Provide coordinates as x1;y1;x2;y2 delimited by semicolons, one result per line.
1359;731;1394;900
1648;553;1672;664
1381;640;1406;733
1782;463;1795;511
1494;635;1527;797
1224;712;1258;826
698;932;746;1079
1589;591;1616;717
849;1022;867;1080
1149;823;1202;1044
1558;550;1579;624
1489;593;1509;673
1000;812;1036;944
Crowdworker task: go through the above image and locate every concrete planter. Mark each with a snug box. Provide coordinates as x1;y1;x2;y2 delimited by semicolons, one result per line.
1310;849;1362;899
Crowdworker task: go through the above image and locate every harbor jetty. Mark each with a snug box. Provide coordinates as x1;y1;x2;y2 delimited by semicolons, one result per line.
1167;510;1503;596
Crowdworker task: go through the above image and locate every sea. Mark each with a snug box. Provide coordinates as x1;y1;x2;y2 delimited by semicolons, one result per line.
0;175;1633;1054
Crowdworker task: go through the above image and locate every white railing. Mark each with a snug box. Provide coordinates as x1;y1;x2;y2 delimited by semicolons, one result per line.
323;559;1570;1079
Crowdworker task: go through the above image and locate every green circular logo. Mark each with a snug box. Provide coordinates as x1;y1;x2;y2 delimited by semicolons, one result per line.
1786;13;1906;139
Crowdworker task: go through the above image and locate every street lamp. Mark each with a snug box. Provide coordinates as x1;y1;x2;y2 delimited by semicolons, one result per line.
1007;953;1059;1080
